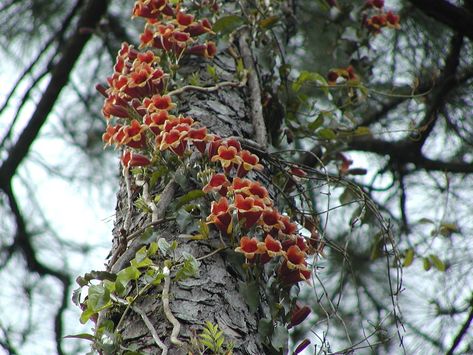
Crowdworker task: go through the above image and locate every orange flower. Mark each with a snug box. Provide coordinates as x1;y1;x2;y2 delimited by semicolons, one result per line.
235;194;265;229
279;215;298;236
102;124;122;146
143;94;176;111
230;177;251;194
202;173;230;196
143;110;174;135
237;150;263;177
235;236;265;260
211;145;241;170
285;245;309;271
158;127;188;156
260;208;284;232
288;303;311;329
123;119;147;148
263;234;284;257
247;181;271;206
188;127;212;154
278;260;311;285
121;150;151;168
206;197;233;235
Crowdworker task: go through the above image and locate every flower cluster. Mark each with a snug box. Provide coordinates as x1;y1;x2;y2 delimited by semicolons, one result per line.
99;0;217;163
99;0;316;331
363;0;401;34
202;144;316;285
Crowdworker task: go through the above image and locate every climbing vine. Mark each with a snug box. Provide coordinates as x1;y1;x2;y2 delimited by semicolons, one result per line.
72;0;402;354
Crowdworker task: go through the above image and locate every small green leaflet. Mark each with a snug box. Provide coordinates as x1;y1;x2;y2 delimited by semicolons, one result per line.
213;15;245;34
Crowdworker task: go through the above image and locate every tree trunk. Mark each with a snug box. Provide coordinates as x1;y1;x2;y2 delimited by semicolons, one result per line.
105;50;267;354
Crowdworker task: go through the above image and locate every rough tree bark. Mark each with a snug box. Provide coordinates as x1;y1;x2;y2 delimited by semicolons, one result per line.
105;46;268;354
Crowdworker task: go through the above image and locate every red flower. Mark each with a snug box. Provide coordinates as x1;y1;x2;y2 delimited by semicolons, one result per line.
231;177;251;194
237;150;263;177
121;150;151;168
202;173;230;196
235;194;264;229
102;124;122;146
260;208;284;232
263;235;284;257
158;127;188;156
143;94;176;111
288;303;311;329
122;119;147;148
186;41;217;58
285;245;308;270
294;339;311;354
386;11;400;29
278;260;311;285
188;127;212;154
235;236;265;260
211;145;241;170
247;181;271;206
279;215;297;236
206;197;233;235
144;110;174;135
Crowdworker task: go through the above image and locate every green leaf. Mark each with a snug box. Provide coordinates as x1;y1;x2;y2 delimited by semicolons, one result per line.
258;318;273;339
175;252;200;281
87;284;111;312
259;15;279;29
429;254;446;271
339;187;357;204
423;257;431;271
417;218;435;224
148;242;158;256
213;15;245;34
239;281;259;313
116;265;141;288
79;308;96;324
271;324;288;351
292;71;328;93
176;209;194;232
176;190;205;209
439;222;459;237
403;249;415;267
157;238;171;256
354;126;372;137
308;115;324;131
317;128;337;140
370;233;384;260
64;333;96;342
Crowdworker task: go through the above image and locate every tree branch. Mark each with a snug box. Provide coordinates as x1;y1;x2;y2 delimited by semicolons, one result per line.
407;0;473;40
446;298;473;355
0;0;108;184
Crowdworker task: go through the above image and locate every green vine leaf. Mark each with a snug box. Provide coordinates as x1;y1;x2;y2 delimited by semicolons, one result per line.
271;324;288;351
239;280;259;313
213;15;245;34
403;249;415;267
175;252;200;281
176;189;205;209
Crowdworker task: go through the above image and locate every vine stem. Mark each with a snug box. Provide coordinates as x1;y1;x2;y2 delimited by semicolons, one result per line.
167;78;246;97
238;29;268;149
123;167;133;233
131;305;168;354
162;267;184;347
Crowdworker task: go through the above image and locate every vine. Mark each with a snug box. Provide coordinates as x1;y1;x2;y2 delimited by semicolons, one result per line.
72;0;403;354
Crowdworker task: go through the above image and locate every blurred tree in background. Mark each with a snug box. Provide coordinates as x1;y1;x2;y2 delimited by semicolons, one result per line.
0;0;472;354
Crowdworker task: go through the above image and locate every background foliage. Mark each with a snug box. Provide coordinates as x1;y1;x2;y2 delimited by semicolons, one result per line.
1;0;473;354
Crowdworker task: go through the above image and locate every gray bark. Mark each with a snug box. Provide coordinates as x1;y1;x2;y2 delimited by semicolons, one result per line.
106;50;266;354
